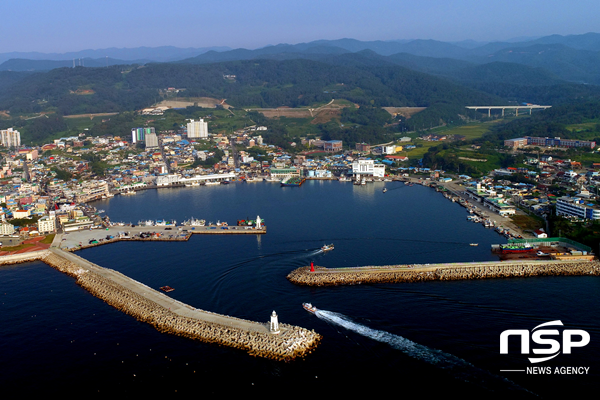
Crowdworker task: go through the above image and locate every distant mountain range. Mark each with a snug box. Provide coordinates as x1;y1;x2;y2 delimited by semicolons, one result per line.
3;33;598;85
2;32;600;146
0;46;232;67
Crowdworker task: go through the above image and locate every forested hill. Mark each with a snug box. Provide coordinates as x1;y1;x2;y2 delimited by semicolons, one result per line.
0;57;503;118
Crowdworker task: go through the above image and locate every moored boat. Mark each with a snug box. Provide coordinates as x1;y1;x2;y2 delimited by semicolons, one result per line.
498;242;535;253
281;176;306;187
302;303;317;314
183;217;206;226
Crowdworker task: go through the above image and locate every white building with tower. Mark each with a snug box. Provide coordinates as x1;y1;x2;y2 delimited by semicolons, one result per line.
187;119;208;138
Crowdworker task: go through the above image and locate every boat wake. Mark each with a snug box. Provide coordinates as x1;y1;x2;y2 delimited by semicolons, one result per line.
314;309;534;396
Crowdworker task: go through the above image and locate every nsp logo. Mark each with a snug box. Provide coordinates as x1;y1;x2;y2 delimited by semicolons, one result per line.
500;320;590;363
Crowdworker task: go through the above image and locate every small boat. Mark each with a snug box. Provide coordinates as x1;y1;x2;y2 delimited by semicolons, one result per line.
302;303;317;314
383;188;388;193
160;286;174;292
470;243;479;246
321;244;334;252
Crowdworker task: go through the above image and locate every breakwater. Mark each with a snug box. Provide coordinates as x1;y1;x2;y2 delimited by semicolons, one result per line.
1;249;321;361
287;260;600;286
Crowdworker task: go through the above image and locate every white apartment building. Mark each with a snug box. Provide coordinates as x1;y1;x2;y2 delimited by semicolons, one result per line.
1;128;21;147
187;119;208;138
145;133;159;148
37;215;56;234
0;221;15;235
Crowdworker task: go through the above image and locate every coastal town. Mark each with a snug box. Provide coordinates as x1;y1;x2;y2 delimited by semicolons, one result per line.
1;116;600;258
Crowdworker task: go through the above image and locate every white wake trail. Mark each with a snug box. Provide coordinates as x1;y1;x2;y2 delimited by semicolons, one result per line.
314;309;534;395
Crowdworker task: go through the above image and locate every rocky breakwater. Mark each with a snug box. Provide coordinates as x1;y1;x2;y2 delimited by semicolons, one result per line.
32;251;321;361
287;260;600;286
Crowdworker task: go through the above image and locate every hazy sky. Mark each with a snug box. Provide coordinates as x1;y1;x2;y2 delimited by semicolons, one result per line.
2;0;599;53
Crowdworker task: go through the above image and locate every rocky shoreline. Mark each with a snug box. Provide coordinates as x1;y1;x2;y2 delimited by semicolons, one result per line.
287;260;600;286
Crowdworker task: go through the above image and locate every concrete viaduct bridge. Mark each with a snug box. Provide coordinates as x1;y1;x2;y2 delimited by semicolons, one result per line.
466;105;551;117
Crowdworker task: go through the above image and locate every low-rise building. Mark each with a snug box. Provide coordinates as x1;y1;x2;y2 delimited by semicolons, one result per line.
323;140;342;153
352;159;385;179
556;196;600;220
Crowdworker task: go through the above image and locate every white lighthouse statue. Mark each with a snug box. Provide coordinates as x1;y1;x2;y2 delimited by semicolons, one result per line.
269;310;280;334
256;215;262;229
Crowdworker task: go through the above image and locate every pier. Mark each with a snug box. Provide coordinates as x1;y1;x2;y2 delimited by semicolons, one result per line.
58;224;266;251
287;259;600;286
0;249;321;361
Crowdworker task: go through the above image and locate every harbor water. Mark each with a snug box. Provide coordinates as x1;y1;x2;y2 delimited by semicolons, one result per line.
1;181;598;397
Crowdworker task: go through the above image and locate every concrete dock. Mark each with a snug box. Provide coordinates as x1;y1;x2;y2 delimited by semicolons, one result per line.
287;259;600;286
58;225;266;252
0;248;321;361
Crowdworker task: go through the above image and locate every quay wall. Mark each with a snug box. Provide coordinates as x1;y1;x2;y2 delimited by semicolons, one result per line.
287;260;600;286
1;250;321;361
65;227;266;252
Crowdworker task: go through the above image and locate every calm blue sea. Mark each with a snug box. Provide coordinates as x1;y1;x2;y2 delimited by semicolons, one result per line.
1;181;598;397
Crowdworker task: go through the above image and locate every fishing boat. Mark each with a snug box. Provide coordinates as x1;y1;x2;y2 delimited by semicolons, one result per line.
281;176;306;187
155;219;177;226
321;244;334;252
498;242;535;253
183;217;206;226
302;303;317;314
160;286;174;293
470;243;479;246
383;188;388;193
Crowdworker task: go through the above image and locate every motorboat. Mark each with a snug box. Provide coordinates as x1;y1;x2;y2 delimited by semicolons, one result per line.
321;244;334;252
302;303;317;314
383;188;388;193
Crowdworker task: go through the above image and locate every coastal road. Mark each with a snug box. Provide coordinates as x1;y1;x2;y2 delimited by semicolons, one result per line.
436;180;529;237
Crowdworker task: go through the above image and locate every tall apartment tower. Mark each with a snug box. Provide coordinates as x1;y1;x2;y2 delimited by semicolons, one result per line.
187;119;208;138
0;128;21;147
131;127;155;144
145;133;159;149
